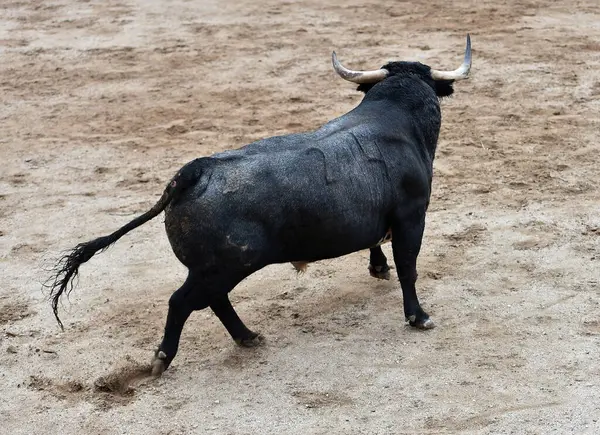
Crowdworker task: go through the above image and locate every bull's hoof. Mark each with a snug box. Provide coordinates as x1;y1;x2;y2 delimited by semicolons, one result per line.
235;332;264;348
150;350;168;377
368;264;391;280
407;315;436;330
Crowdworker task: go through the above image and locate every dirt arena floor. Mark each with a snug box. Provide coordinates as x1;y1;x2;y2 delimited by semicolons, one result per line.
1;0;599;433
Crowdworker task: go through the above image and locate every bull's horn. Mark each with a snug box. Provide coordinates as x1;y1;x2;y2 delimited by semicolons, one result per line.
331;51;388;84
430;34;472;81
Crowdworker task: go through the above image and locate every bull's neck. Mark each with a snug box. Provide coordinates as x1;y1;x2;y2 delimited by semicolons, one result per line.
359;94;442;166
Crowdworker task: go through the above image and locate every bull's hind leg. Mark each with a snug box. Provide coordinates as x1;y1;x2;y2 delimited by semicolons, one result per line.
210;293;263;347
152;271;208;376
152;271;261;376
368;247;391;280
391;209;434;329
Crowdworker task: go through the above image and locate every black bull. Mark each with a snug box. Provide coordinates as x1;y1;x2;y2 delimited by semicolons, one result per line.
47;37;472;376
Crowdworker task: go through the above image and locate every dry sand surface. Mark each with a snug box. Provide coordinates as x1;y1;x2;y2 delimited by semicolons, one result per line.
1;0;599;433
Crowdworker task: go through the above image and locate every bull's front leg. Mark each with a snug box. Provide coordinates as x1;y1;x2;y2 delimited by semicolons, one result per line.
390;208;434;329
368;247;391;280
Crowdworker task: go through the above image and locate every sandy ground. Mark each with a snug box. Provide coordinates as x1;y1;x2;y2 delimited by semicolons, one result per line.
0;0;599;433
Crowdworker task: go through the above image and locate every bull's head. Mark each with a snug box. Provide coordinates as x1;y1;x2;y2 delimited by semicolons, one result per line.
332;35;471;97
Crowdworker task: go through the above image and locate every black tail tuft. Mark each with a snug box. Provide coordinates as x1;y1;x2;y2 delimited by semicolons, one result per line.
45;235;119;330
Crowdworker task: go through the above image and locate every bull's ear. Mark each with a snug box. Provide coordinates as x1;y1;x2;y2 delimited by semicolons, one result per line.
356;83;376;93
434;79;454;97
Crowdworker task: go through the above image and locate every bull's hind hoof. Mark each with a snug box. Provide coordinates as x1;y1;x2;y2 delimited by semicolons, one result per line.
235;332;264;348
368;264;391;280
407;316;436;330
150;350;168;377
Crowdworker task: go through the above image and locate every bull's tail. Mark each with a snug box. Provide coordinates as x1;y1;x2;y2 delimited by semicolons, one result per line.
46;159;203;330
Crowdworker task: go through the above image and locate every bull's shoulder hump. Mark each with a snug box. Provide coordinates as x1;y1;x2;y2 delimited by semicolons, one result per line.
233;132;316;155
